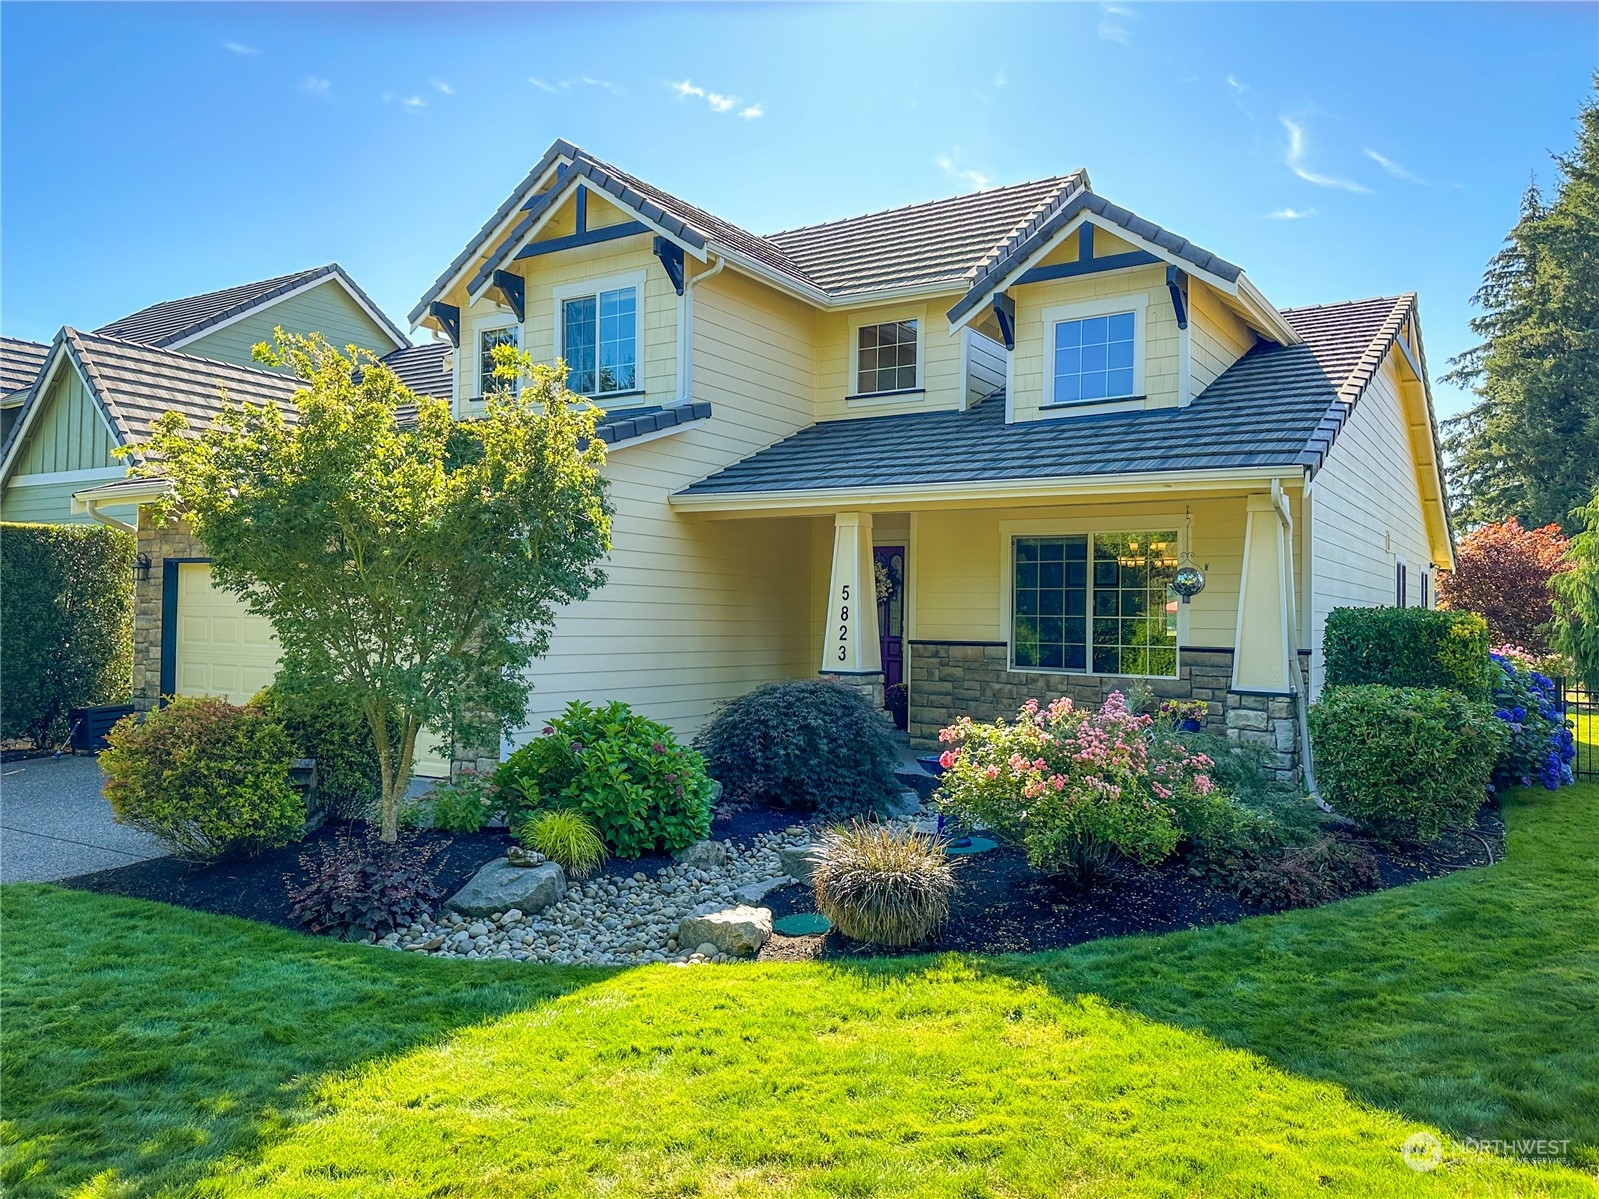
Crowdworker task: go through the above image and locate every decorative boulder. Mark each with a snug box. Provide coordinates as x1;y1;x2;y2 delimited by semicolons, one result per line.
676;904;772;957
733;876;792;906
446;859;566;917
673;839;732;869
777;843;822;885
883;788;922;818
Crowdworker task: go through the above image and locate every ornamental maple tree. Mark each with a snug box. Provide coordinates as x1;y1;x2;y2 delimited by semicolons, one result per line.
140;331;612;840
1436;518;1570;653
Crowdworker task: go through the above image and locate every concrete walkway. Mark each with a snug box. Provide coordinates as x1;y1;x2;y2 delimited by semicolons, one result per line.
1;755;167;883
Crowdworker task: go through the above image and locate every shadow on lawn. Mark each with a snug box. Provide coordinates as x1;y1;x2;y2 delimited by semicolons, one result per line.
0;887;618;1198
832;780;1599;1171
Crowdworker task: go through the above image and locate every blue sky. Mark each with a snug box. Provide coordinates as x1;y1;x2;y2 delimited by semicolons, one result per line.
3;2;1595;418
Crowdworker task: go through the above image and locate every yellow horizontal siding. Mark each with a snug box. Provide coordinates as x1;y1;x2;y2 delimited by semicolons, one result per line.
1189;282;1256;397
813;299;966;420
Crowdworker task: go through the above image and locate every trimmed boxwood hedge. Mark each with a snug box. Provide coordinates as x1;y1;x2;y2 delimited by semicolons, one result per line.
0;521;133;748
1322;606;1492;699
1309;685;1507;844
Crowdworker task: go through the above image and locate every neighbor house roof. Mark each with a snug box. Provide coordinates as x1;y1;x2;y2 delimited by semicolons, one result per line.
379;341;453;400
1;336;49;401
95;264;409;351
676;295;1413;499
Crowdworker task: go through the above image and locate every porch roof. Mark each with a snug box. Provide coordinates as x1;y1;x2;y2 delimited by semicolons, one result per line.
676;294;1409;500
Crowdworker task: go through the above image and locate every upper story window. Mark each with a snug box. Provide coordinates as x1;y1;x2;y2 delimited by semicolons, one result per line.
1011;531;1178;676
478;325;520;398
856;320;918;394
562;286;637;396
1053;312;1136;404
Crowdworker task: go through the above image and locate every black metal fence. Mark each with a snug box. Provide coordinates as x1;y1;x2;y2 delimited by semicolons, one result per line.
1556;678;1597;781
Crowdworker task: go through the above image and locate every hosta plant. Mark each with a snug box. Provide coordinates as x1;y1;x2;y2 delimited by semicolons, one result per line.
812;821;957;946
938;693;1224;884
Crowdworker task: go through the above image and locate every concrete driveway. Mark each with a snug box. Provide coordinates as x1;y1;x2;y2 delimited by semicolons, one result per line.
1;755;167;883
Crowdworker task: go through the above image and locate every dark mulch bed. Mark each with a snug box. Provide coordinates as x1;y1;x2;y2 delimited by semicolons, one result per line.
61;796;1505;957
760;802;1507;961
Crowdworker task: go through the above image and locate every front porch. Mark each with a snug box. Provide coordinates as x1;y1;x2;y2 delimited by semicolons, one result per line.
678;479;1312;781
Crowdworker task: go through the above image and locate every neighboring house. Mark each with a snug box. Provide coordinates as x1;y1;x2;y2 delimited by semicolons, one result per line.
0;336;49;445
3;265;455;776
81;140;1451;781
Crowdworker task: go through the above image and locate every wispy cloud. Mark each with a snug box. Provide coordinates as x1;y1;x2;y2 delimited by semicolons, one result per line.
1098;3;1136;45
936;151;991;192
223;41;258;56
300;76;332;96
1363;148;1425;185
1280;116;1371;193
1225;74;1247;94
429;78;454;96
531;75;617;94
670;79;762;118
1266;207;1317;220
383;92;426;112
529;77;558;94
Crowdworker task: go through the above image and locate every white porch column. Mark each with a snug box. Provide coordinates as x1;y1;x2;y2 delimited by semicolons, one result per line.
820;511;883;702
1232;493;1296;693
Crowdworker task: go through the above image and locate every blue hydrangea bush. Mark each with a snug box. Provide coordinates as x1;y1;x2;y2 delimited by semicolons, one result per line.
1489;646;1577;791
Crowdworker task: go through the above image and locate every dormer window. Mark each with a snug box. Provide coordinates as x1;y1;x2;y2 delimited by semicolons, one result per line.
1042;295;1146;409
855;320;919;395
561;284;638;396
478;324;520;398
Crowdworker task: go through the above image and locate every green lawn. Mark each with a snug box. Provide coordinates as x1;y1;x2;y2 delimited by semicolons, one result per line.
3;778;1597;1198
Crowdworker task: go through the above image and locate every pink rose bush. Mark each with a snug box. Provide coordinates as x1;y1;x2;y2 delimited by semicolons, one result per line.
937;692;1231;883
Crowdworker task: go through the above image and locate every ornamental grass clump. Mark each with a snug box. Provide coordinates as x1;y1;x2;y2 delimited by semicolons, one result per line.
517;808;608;878
812;821;957;946
938;693;1225;884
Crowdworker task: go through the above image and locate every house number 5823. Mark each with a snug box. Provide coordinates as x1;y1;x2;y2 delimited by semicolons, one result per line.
837;584;850;662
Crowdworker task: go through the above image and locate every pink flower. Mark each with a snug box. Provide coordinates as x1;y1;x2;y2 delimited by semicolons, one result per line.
1051;774;1066;791
939;749;958;770
1152;782;1171;799
1194;774;1214;795
984;765;1000;780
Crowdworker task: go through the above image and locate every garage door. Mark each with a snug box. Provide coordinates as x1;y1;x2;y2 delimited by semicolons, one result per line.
174;564;451;778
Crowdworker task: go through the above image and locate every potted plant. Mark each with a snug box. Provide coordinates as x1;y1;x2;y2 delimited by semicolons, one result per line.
1159;699;1208;733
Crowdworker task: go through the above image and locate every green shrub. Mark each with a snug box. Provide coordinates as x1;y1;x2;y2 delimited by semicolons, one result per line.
517;808;607;878
1309;685;1508;844
0;522;133;748
426;771;502;834
100;696;303;861
812;821;956;946
252;685;400;820
1323;606;1492;698
495;700;712;858
694;679;903;815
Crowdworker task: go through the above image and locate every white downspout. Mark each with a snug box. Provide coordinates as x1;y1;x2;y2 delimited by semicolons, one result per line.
76;496;137;535
1271;479;1322;805
678;253;725;404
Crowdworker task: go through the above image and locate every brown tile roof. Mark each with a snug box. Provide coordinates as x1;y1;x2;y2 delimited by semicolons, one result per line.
1;336;49;399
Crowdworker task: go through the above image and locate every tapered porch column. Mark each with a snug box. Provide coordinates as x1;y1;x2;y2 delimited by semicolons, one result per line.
820;511;883;704
1229;490;1303;782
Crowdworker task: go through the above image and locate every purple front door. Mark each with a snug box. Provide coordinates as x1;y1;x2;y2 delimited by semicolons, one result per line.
874;546;905;694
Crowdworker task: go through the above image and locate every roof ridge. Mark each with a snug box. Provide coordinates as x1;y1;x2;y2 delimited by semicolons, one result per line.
105;264;331;320
963;175;1086;283
1330;293;1415;404
73;326;309;386
764;173;1083;240
1279;294;1407;317
59;326;136;449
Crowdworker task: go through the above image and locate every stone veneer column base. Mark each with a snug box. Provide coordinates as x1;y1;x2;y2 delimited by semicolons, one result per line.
821;672;885;710
132;515;211;712
906;641;1304;783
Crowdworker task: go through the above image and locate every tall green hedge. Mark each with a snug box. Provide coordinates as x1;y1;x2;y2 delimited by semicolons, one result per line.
1;522;134;747
1322;606;1492;699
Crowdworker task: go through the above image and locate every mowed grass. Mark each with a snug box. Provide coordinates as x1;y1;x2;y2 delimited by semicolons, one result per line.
3;777;1597;1198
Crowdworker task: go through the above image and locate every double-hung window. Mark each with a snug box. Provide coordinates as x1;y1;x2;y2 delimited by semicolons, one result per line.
1011;531;1179;676
855;320;918;394
562;285;638;396
1052;311;1137;404
478;325;520;397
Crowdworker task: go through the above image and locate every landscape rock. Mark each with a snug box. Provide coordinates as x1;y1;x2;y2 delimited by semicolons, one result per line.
676;904;772;957
673;839;732;869
733;876;793;906
447;859;567;917
882;789;923;818
777;843;822;885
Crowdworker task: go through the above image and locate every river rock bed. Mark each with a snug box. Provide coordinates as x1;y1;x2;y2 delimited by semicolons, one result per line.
380;825;823;965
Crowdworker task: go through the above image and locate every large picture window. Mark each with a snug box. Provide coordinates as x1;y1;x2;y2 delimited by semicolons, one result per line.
1051;311;1136;404
478;325;520;398
856;320;918;394
1012;531;1179;676
562;285;637;395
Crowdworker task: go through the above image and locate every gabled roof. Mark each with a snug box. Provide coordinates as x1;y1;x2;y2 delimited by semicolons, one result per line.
380;341;452;400
675;295;1413;500
1;336;49;400
94;264;409;351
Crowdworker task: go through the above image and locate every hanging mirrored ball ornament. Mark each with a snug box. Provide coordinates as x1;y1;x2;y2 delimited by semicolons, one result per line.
1172;506;1206;603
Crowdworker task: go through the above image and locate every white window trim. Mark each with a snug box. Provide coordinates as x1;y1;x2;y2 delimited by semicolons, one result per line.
552;269;648;399
1039;292;1148;413
473;315;521;399
847;309;926;400
997;514;1187;679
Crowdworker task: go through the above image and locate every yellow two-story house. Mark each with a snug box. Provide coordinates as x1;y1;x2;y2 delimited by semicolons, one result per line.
85;139;1452;782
